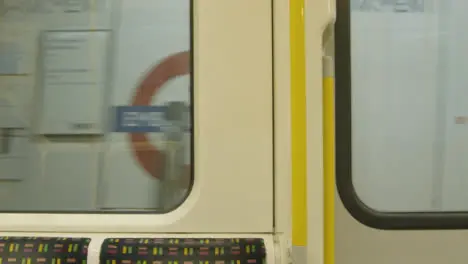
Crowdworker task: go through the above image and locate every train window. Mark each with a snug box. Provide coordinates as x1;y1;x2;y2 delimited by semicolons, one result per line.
336;0;468;229
0;0;273;233
0;0;192;213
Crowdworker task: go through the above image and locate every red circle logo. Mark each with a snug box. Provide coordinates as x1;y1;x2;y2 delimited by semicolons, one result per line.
129;51;191;188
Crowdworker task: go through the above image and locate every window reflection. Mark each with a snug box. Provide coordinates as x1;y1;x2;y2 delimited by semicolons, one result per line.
0;0;192;212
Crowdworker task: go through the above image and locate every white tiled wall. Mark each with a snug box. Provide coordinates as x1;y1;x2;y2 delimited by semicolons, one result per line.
352;0;468;211
351;10;441;211
438;0;468;210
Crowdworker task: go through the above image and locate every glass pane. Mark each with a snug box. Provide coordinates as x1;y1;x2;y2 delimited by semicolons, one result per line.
0;0;192;212
351;0;468;212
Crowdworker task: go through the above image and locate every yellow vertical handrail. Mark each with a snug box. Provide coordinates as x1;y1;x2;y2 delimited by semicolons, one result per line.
323;56;335;264
290;0;307;262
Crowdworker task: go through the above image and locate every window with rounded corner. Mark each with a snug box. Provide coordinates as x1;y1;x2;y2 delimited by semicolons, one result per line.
0;0;273;233
336;0;468;229
0;0;192;213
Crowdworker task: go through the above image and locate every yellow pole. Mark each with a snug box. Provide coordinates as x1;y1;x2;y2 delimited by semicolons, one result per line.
290;0;307;262
323;56;335;264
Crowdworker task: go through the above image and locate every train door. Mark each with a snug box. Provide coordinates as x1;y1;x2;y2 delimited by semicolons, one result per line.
0;0;276;263
333;0;468;263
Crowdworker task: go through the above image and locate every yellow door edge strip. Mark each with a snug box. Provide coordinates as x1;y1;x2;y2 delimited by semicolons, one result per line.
323;56;335;264
290;0;307;255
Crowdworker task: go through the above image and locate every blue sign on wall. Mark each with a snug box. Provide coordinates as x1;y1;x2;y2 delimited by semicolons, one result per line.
113;106;190;133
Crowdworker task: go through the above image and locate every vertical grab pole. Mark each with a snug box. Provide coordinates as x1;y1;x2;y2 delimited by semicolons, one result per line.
290;0;307;263
323;56;335;264
304;0;335;260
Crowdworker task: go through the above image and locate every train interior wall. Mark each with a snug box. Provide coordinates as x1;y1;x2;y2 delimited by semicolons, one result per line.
3;0;468;232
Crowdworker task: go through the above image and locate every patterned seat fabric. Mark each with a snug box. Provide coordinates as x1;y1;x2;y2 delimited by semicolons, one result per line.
100;238;266;264
0;237;90;263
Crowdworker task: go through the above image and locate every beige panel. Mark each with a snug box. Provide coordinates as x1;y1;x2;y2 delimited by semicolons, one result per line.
336;196;468;264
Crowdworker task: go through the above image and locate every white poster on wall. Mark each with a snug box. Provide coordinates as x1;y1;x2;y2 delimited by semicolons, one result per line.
0;23;36;75
38;30;110;135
